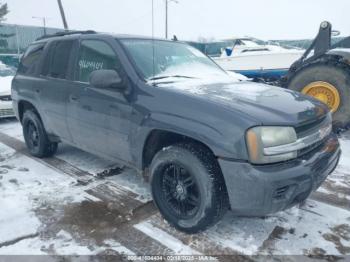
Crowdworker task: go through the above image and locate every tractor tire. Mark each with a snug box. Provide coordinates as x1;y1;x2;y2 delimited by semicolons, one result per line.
288;63;350;130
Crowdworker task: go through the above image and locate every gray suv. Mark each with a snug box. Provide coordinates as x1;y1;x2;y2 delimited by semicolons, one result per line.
12;31;341;233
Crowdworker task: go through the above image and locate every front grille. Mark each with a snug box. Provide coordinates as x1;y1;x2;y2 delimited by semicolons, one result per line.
295;115;328;138
0;108;14;117
295;113;331;158
297;137;326;157
0;95;12;102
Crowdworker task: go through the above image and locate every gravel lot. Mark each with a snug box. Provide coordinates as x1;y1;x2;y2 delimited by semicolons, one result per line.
0;118;349;260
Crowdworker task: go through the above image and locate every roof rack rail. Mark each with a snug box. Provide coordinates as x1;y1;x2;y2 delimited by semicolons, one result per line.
36;30;97;41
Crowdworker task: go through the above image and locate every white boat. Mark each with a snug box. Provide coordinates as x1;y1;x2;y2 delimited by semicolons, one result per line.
205;38;304;80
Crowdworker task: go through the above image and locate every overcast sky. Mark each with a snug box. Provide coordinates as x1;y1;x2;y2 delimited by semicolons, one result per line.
4;0;350;41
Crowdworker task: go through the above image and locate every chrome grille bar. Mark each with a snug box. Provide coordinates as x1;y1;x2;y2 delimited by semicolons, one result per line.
264;122;332;156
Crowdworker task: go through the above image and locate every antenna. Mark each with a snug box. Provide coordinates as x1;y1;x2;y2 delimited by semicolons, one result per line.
152;0;156;84
165;0;178;39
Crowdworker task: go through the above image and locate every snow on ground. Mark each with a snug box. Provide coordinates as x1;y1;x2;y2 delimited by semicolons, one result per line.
0;120;152;202
134;221;202;255
137;199;350;256
0;141;103;255
0;119;23;140
0;230;96;255
207;200;350;255
0;118;349;257
316;134;350;202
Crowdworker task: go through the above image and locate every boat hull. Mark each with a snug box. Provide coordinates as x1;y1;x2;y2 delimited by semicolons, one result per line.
214;50;304;79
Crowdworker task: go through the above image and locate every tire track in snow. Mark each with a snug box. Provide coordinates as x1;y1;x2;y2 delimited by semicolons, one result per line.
0;131;94;184
134;221;202;255
311;191;350;211
135;214;247;258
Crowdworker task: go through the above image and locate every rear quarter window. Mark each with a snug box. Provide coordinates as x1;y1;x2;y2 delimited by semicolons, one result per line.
17;43;46;75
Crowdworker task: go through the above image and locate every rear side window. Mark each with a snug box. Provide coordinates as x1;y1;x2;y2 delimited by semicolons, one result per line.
47;41;74;79
44;40;74;79
76;40;121;83
18;43;45;75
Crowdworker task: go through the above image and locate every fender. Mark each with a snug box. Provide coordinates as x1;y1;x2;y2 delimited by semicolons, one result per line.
131;111;249;170
327;49;350;64
12;76;51;129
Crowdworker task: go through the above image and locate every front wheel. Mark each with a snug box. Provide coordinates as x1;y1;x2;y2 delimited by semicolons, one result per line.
22;110;58;158
150;143;229;233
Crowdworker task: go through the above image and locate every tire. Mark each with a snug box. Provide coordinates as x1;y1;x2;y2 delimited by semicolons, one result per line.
288;63;350;129
22;110;58;158
150;143;229;233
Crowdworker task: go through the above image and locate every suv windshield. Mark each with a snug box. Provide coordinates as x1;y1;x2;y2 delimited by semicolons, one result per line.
119;39;227;81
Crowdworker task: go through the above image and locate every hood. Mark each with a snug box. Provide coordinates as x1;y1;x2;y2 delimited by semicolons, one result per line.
155;77;328;126
0;76;13;97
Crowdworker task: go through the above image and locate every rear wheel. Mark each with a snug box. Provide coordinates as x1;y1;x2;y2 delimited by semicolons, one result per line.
288;63;350;129
22;110;58;158
150;143;229;234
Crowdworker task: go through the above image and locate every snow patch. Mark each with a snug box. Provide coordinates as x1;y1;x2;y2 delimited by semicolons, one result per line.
0;76;13;96
134;221;201;255
104;239;136;255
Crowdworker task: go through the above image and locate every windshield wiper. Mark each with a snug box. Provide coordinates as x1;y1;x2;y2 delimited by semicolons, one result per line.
148;75;197;81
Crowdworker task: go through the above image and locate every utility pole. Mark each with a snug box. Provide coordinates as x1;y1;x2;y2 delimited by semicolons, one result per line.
165;0;168;39
165;0;178;39
57;0;69;30
32;16;48;35
15;25;20;61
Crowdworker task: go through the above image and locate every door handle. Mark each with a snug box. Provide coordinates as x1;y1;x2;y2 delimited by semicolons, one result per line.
110;104;119;110
82;105;92;111
70;95;79;102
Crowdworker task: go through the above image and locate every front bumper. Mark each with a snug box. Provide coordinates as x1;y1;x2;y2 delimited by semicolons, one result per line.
0;100;15;118
218;133;340;216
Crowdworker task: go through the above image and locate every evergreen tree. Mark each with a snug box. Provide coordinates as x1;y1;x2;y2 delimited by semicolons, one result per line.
0;3;11;47
0;2;8;23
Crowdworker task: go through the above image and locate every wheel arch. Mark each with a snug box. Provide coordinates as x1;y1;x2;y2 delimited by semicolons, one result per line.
141;129;219;172
17;100;40;123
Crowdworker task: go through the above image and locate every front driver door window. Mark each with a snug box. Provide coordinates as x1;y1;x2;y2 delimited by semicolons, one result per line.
76;40;121;82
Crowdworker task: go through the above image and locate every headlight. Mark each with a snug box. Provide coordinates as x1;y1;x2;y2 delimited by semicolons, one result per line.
246;126;297;164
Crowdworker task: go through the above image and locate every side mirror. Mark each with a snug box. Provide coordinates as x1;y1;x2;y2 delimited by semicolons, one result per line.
89;69;124;90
